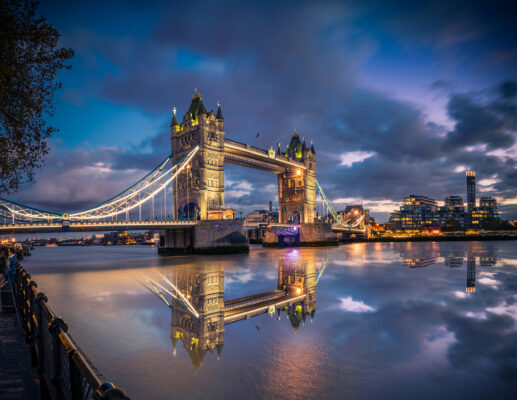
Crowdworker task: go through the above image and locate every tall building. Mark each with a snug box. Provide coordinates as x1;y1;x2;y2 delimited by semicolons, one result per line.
471;196;498;226
466;170;476;212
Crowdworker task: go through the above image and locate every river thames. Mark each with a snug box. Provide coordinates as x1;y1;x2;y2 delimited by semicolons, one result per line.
22;241;517;400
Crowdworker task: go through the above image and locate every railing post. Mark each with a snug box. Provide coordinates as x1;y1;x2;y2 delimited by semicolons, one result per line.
26;280;37;345
68;349;83;400
35;293;48;372
93;382;130;400
19;270;31;340
35;292;52;400
49;317;68;400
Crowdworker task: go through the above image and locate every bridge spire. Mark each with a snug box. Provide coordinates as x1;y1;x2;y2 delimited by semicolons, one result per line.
188;89;207;119
216;100;224;120
171;106;178;127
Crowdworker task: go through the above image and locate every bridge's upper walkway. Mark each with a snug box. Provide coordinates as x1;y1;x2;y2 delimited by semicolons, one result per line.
224;138;306;174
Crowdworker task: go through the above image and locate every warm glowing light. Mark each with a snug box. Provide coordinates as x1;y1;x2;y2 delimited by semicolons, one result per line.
296;169;301;176
296;288;301;294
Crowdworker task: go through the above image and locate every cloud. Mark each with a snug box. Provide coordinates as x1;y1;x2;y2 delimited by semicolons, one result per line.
486;296;517;329
339;296;375;313
478;272;502;289
6;0;515;223
339;151;376;167
444;91;516;151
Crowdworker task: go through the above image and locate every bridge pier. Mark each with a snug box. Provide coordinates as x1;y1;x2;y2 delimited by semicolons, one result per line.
263;223;338;247
159;220;249;255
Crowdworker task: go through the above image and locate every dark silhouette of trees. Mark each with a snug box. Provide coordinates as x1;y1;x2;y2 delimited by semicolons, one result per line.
442;218;461;232
0;0;73;193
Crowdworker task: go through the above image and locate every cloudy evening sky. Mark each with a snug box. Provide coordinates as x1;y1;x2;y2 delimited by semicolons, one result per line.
11;0;517;222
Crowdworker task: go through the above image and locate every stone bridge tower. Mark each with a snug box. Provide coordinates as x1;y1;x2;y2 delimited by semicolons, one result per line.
171;90;226;220
277;130;317;224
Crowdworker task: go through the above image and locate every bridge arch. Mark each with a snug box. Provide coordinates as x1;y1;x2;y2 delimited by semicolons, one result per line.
181;202;200;221
287;210;301;224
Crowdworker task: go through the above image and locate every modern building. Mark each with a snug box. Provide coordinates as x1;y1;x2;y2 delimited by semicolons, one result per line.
479;196;497;209
466;170;476;212
389;171;500;232
389;195;438;231
444;195;464;210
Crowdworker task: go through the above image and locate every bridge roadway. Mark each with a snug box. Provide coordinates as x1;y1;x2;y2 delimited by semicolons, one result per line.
223;290;306;324
0;219;365;235
0;220;196;234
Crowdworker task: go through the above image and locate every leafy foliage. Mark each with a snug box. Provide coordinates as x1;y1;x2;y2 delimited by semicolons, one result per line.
480;216;515;231
0;0;73;193
441;218;461;232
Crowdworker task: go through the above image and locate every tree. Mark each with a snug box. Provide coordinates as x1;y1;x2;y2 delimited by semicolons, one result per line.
0;0;73;193
442;218;461;232
480;216;502;231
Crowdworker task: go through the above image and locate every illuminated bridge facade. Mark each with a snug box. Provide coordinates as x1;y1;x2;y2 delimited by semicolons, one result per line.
0;90;366;240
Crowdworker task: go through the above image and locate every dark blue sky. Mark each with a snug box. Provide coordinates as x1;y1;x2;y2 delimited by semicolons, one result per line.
12;0;517;221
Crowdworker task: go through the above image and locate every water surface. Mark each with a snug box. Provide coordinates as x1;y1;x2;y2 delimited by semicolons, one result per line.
23;242;517;400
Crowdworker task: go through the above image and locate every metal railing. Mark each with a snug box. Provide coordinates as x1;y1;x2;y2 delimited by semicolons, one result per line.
10;263;130;400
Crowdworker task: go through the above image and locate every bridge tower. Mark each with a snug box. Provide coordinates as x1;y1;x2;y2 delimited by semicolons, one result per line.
171;90;226;220
277;130;317;224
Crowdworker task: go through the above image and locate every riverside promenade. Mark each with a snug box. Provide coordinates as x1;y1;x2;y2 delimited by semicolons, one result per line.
0;273;39;400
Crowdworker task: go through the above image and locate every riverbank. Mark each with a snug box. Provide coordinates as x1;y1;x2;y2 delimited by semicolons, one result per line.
0;274;40;400
345;234;517;243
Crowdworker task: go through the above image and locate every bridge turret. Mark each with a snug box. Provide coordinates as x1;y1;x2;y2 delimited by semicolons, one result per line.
171;90;227;220
288;129;303;159
216;100;224;120
170;107;179;130
278;129;317;224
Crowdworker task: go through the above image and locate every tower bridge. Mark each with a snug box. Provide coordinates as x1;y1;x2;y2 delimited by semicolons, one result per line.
0;90;367;251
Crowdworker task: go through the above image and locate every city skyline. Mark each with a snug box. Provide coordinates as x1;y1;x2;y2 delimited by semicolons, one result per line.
8;0;517;223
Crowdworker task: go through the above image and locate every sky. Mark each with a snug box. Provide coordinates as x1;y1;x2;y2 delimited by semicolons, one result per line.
10;0;517;222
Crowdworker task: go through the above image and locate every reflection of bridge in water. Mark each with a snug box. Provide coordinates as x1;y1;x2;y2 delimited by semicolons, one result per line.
144;250;322;370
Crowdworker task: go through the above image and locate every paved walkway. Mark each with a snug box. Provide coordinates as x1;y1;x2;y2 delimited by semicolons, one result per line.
0;274;40;400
